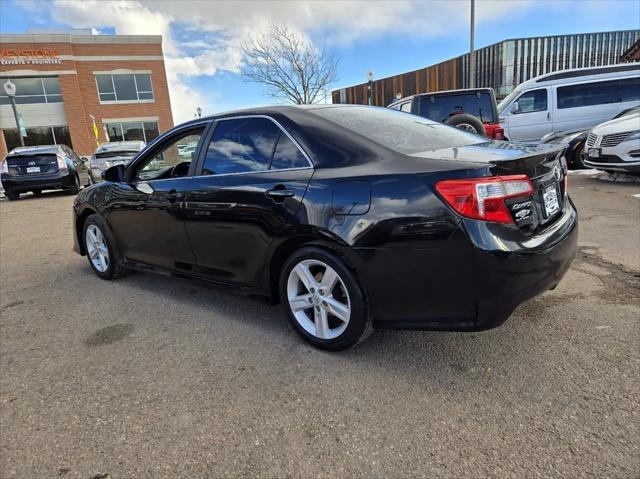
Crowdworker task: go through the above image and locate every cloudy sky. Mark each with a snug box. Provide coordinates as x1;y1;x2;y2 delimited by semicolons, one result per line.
1;0;638;122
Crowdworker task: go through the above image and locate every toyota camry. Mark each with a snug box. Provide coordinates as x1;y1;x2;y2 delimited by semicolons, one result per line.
72;105;578;350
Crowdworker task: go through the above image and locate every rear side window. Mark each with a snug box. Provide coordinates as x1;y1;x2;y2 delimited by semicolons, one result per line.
270;134;309;170
311;106;484;155
557;77;640;109
400;102;412;113
419;92;496;122
202;118;279;175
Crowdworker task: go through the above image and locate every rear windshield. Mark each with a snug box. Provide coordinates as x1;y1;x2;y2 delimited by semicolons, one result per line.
311;106;485;155
419;92;497;123
95;151;138;159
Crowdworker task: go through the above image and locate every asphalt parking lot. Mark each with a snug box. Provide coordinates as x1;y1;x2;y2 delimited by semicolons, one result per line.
1;173;639;478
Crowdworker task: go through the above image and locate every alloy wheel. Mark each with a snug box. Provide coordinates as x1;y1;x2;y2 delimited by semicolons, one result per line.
456;123;478;133
85;224;109;273
286;259;351;340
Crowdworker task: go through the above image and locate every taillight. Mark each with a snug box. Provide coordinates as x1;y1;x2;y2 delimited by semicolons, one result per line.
1;161;7;174
493;128;505;140
435;175;534;224
57;154;68;171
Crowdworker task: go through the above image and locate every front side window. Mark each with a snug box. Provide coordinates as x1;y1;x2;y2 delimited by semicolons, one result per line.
202;118;280;175
513;89;548;113
0;76;62;105
96;73;154;103
135;128;204;181
310;106;484;155
557;77;640;109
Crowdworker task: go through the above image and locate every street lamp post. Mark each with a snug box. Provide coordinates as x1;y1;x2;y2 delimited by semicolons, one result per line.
469;0;476;89
3;80;25;147
367;71;374;106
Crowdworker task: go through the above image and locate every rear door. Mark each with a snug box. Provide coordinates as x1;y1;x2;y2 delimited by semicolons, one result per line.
184;116;314;286
503;87;552;141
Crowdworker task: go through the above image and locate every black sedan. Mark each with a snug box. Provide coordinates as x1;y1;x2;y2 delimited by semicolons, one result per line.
72;105;578;350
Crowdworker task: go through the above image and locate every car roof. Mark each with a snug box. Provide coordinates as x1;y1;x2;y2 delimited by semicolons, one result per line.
513;63;639;91
388;88;495;107
7;144;62;156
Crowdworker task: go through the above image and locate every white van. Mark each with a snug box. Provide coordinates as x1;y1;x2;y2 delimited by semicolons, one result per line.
497;64;640;142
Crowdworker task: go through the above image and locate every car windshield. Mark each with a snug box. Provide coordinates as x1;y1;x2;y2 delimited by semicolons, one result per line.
497;89;520;114
311;106;486;155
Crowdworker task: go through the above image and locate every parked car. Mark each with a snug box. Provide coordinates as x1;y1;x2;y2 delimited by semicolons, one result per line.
1;144;88;200
539;129;589;168
539;106;640;169
498;63;640;142
388;88;504;139
583;111;640;174
89;141;145;184
72;105;577;350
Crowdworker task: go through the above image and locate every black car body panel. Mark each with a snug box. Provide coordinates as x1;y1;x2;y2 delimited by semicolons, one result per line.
73;105;578;332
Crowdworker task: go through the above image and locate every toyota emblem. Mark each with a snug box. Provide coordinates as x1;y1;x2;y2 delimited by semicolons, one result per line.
554;164;563;181
28;161;36;166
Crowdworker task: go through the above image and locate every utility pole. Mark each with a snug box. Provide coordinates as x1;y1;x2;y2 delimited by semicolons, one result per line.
469;0;475;89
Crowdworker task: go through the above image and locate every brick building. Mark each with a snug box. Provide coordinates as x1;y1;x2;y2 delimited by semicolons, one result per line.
0;30;173;159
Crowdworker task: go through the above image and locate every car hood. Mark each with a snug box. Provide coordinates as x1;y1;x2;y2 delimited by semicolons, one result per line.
409;140;562;164
592;112;640;135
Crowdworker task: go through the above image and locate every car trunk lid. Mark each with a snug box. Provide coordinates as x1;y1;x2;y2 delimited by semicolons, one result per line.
5;153;59;176
413;141;567;233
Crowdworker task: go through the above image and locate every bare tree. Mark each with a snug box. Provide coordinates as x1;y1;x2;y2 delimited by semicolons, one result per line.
240;24;338;104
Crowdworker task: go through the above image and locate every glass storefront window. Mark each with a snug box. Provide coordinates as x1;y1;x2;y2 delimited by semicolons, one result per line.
2;125;71;152
104;120;160;143
0;76;62;105
95;73;154;103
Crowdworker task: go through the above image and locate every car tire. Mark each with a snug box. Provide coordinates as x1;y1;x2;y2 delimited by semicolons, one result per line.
32;189;42;196
571;148;587;169
445;114;486;136
5;190;20;201
83;214;130;280
280;247;372;351
68;175;80;195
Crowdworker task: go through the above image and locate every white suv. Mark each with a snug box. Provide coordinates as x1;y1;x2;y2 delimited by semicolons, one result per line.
584;109;640;174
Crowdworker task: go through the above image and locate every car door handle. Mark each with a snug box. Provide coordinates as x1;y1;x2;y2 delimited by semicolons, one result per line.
547;112;551;121
266;188;295;200
165;190;182;202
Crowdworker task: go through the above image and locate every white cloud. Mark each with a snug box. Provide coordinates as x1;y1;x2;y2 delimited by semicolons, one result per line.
39;0;538;122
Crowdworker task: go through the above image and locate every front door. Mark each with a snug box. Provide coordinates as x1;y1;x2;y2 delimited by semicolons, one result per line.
105;124;208;270
505;88;552;142
184;116;314;286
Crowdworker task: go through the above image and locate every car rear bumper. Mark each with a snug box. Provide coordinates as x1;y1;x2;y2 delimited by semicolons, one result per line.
1;171;76;192
370;199;578;331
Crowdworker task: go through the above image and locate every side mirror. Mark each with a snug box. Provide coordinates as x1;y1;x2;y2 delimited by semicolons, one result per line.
102;164;125;182
511;102;519;114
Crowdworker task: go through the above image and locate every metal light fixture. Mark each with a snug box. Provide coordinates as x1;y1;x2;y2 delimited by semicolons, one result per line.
3;79;25;147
